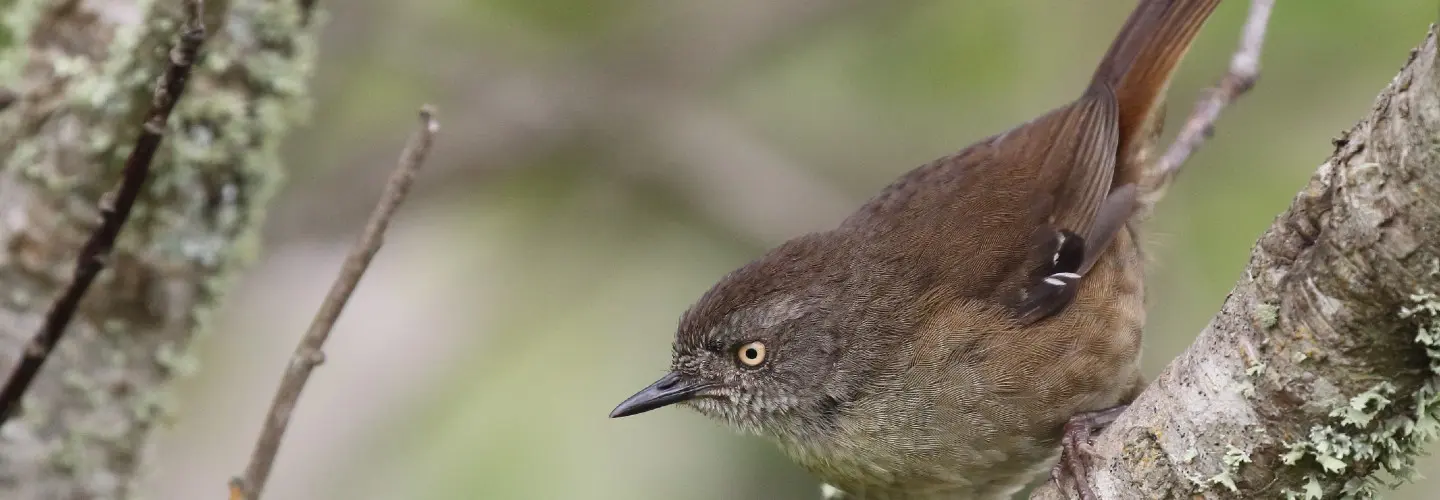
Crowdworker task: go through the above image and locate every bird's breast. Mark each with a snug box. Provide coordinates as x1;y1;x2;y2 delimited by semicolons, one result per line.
772;226;1147;499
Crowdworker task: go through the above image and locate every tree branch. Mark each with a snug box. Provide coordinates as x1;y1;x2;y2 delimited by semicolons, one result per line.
0;0;320;496
1033;23;1440;500
232;107;439;500
1138;0;1274;218
0;0;208;426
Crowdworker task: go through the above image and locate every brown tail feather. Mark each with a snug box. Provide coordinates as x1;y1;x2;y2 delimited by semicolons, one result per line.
1089;0;1222;186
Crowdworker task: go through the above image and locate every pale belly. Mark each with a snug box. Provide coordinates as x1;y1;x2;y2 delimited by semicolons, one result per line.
777;429;1058;500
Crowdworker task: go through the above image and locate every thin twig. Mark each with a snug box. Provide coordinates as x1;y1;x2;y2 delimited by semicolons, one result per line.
233;107;440;500
0;0;209;426
1155;0;1275;180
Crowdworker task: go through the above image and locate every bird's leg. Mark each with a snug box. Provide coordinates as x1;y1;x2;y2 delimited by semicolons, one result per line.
1049;404;1128;500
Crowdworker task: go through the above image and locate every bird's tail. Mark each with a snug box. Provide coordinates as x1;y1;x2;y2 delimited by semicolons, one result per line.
1089;0;1222;187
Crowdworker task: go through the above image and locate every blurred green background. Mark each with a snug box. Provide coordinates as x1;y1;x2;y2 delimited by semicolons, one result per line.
135;1;1437;499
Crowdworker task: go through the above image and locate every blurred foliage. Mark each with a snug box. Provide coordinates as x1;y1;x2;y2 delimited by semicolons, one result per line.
155;1;1440;499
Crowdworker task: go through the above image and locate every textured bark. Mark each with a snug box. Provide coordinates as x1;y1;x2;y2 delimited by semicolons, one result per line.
1032;24;1440;500
0;0;316;498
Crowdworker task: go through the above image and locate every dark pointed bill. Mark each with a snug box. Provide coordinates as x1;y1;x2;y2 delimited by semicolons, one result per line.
610;371;709;418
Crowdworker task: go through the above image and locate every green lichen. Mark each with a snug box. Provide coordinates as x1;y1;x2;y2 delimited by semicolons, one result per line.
1206;444;1252;492
1281;476;1326;500
60;0;314;309
128;387;178;425
154;341;199;377
0;0;15;48
1177;442;1254;494
0;0;43;80
1222;444;1253;468
51;433;91;473
1236;380;1256;399
1183;469;1208;490
0;0;321;495
1278;290;1440;499
122;0;320;436
1247;362;1268;377
60;371;94;392
1254;302;1280;330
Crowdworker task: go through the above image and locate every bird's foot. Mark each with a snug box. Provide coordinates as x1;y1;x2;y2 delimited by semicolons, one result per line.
1049;404;1128;500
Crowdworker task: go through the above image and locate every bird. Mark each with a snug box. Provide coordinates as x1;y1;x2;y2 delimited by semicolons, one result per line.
609;0;1222;499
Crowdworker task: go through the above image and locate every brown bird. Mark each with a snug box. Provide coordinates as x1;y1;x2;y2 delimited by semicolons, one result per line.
609;1;1221;499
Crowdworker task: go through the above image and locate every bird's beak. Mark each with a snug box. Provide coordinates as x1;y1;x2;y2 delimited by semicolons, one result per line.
609;371;709;418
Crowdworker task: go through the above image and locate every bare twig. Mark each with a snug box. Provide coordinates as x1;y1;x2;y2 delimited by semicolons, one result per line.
0;0;209;425
1155;0;1274;183
233;107;440;500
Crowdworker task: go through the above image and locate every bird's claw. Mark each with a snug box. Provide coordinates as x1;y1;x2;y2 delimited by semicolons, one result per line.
1049;404;1128;500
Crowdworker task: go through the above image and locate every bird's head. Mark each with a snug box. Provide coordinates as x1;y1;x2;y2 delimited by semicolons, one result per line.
609;235;862;438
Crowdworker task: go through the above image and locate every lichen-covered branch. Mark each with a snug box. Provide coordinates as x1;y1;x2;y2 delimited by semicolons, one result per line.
0;0;318;497
0;0;208;427
1032;24;1440;500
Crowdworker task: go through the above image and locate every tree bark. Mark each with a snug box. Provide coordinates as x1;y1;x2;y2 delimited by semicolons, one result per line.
0;0;316;498
1033;23;1440;500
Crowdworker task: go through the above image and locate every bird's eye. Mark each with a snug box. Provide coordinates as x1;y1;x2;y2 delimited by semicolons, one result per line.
736;341;767;367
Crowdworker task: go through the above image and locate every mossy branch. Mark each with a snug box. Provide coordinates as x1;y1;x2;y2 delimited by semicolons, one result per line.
1032;23;1440;500
0;0;208;426
0;0;319;496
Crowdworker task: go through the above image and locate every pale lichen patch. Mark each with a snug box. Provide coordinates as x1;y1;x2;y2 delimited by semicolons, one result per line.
1253;303;1279;330
1277;291;1440;498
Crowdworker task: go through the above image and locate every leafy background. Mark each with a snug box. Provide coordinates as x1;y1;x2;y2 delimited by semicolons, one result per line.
135;1;1438;499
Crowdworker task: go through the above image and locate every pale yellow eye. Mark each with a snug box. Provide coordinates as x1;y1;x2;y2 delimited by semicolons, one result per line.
737;341;767;367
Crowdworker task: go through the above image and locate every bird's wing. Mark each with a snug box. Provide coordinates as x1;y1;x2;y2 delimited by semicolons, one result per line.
841;86;1130;324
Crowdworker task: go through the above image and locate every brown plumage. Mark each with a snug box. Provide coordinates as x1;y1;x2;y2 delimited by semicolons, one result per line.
611;1;1222;498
